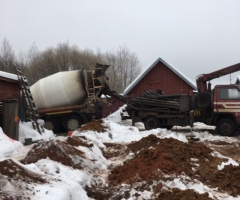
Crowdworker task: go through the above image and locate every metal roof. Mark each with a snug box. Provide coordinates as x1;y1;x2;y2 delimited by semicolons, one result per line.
0;71;18;81
123;57;197;95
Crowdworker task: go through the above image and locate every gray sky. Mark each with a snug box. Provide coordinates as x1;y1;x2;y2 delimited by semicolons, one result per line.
1;0;240;85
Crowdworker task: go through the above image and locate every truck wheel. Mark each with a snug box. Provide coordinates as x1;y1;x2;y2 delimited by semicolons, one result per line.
195;92;211;108
144;116;160;130
65;115;83;131
217;118;236;136
44;118;62;133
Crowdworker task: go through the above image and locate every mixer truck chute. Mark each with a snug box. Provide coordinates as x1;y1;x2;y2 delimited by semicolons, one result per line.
30;63;110;133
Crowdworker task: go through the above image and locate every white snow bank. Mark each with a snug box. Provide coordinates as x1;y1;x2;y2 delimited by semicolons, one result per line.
106;105;126;123
19;121;55;143
0;127;23;159
32;159;89;200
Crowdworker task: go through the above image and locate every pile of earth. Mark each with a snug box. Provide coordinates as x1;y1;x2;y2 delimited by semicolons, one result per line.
88;130;240;199
0;159;47;200
1;119;240;199
21;139;87;170
79;119;108;133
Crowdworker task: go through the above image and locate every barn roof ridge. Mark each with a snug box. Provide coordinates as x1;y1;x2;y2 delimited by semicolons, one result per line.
123;57;197;95
0;71;18;81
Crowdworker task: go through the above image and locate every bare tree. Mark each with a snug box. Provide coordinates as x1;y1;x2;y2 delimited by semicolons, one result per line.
0;38;16;73
0;40;141;90
55;43;71;71
24;42;104;85
103;51;122;92
103;45;141;93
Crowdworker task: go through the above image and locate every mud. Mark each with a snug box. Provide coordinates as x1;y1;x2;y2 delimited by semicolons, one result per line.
108;135;227;186
102;143;127;159
157;188;213;200
66;136;93;148
79;119;108;133
208;141;240;162
0;159;46;200
0;159;46;184
21;139;85;170
2;119;240;199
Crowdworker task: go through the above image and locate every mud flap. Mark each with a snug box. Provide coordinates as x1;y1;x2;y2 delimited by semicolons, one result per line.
189;110;194;128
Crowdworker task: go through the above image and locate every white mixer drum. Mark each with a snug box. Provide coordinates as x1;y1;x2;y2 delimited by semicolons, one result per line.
30;70;87;110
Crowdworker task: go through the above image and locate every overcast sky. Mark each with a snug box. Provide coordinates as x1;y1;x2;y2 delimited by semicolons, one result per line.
1;0;240;85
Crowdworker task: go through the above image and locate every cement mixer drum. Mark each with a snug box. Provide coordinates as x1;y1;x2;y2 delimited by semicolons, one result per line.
30;70;87;110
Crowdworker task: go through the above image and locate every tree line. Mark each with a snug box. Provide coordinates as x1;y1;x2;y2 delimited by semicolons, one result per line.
0;39;141;93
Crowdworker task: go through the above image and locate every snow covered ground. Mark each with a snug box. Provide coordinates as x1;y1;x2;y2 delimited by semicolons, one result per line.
1;109;240;199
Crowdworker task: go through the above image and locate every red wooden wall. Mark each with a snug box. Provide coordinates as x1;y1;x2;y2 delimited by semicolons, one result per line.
0;78;20;101
126;61;195;97
102;60;195;117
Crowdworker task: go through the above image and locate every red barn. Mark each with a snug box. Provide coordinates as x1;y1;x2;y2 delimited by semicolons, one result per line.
0;71;20;140
102;57;196;117
123;57;197;97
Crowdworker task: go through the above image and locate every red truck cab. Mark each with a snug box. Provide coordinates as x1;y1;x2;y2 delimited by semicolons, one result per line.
212;84;240;136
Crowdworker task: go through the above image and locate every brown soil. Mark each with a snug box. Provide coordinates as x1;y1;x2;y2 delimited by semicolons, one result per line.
0;159;46;200
102;143;127;159
66;136;93;148
108;135;227;186
208;141;240;162
2;118;240;200
157;188;213;200
106;134;240;199
21;139;85;170
0;159;46;184
199;164;240;197
79;119;108;133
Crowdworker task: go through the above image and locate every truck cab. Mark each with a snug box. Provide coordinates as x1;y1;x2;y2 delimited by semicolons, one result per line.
211;85;240;136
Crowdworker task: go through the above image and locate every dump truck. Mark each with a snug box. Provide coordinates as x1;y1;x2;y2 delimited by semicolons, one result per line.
30;63;110;133
117;63;240;136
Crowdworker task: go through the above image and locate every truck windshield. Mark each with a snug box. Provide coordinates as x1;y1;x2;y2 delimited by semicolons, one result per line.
219;88;240;99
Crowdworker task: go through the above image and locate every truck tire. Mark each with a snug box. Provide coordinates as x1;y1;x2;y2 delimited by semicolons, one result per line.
195;92;211;109
144;116;160;130
65;115;83;131
44;117;62;133
217;118;236;136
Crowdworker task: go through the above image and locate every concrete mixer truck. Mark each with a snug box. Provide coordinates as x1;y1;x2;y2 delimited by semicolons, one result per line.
30;63;110;133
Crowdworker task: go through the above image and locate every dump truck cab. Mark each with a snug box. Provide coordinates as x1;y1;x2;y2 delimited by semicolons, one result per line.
210;84;240;136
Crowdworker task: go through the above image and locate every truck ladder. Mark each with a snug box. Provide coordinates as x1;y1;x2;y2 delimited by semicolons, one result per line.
16;67;44;134
84;68;103;106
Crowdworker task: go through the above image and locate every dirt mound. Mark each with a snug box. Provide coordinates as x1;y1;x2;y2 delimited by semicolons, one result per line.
79;119;107;133
109;147;183;185
208;141;240;162
209;140;231;145
199;164;240;197
21;140;85;170
157;188;213;200
108;134;240;198
67;136;93;148
0;159;47;200
126;134;160;153
109;135;226;186
103;143;127;159
0;159;46;184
